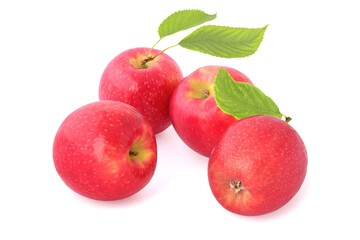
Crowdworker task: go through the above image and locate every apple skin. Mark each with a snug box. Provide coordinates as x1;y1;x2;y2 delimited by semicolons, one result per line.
53;101;157;201
169;65;253;157
99;47;183;134
208;115;307;216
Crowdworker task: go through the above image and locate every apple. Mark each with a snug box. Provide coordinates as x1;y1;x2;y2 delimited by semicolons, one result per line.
99;47;183;134
53;101;157;201
169;65;253;157
208;115;307;216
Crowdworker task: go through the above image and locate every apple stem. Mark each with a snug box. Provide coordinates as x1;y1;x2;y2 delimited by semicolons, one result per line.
141;44;179;67
129;150;138;157
282;114;292;123
141;56;155;66
230;180;245;196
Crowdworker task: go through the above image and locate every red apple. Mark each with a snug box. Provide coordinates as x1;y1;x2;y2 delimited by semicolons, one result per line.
169;65;253;157
53;101;157;200
99;47;183;134
208;115;307;216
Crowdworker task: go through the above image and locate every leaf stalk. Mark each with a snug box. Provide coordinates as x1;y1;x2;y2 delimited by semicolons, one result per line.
146;38;163;58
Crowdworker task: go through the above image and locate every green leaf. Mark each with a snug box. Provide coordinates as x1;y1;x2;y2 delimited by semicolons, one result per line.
158;9;217;38
214;68;282;119
179;25;268;58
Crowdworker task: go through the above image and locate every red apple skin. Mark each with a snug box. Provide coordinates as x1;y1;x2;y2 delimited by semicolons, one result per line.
53;101;157;201
169;66;253;157
99;47;183;134
208;115;307;216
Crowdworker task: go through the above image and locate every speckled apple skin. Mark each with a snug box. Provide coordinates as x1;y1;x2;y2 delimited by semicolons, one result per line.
208;116;307;216
99;47;183;134
169;66;253;157
53;101;157;200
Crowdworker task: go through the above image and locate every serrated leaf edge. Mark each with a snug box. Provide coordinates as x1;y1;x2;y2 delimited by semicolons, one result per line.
158;9;217;38
179;25;268;58
214;67;282;119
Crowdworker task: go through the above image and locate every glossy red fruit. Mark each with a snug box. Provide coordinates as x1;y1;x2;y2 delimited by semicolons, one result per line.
208;115;307;216
53;101;157;200
170;65;253;157
99;47;183;134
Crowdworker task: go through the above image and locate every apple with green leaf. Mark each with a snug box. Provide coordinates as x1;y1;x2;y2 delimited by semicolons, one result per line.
53;101;157;200
169;65;253;157
208;68;306;216
53;9;273;205
98;9;267;134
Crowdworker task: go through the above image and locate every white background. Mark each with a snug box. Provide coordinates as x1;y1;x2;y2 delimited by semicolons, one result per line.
1;0;359;239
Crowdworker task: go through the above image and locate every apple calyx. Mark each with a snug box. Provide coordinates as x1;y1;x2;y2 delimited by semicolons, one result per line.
230;180;245;196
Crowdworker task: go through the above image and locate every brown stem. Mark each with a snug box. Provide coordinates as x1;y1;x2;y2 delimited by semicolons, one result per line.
282;114;292;123
141;44;179;67
129;150;138;157
140;56;155;66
